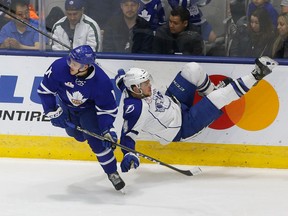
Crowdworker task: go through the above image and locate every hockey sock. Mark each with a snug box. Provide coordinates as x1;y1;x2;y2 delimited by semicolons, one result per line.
95;148;117;174
206;74;257;109
180;62;215;95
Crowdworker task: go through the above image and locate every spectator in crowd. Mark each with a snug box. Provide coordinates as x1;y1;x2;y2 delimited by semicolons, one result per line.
28;3;38;20
45;6;65;33
0;0;38;28
103;0;154;53
51;0;102;52
153;6;203;55
280;0;288;13
0;0;43;50
246;0;278;28
229;0;246;24
168;0;217;43
272;13;288;58
138;0;167;31
83;0;120;29
0;0;11;29
229;8;275;57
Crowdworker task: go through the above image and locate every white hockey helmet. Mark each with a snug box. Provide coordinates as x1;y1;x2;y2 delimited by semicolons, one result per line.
123;67;151;91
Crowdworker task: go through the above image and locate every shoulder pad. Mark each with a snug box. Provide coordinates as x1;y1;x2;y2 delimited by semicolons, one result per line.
123;98;143;120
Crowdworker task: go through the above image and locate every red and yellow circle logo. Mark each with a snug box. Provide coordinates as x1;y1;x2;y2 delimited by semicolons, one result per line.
194;75;279;131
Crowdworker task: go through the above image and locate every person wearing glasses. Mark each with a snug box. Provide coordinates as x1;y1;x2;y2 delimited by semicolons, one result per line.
0;0;42;50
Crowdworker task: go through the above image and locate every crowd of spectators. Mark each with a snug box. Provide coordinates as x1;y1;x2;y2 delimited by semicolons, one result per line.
0;0;288;59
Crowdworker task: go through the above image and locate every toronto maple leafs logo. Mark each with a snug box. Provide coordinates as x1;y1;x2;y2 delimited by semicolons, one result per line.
187;5;200;16
153;90;171;112
66;91;88;106
139;9;151;21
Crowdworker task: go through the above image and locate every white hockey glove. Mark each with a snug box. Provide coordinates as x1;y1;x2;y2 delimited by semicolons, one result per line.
46;106;68;128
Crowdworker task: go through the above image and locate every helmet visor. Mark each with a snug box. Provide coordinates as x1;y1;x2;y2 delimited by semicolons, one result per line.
67;57;85;71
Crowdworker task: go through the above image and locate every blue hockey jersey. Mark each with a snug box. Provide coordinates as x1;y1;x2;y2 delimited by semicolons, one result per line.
138;0;167;30
168;0;206;24
37;57;118;132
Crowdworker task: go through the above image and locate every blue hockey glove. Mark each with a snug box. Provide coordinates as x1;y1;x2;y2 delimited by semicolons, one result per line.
46;106;68;128
102;128;117;148
115;69;125;91
120;152;140;172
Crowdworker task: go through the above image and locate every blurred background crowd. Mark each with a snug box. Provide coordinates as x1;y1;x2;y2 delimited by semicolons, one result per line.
0;0;287;58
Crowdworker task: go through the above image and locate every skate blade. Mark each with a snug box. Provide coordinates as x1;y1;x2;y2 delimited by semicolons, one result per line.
191;167;202;176
119;188;126;194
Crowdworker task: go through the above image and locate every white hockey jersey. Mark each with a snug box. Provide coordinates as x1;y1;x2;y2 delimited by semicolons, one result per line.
120;88;182;150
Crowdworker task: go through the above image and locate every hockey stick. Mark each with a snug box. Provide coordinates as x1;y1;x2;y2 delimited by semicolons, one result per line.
0;4;71;50
66;122;202;176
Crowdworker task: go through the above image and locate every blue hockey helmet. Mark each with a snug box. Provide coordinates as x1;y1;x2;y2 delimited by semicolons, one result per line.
67;45;96;65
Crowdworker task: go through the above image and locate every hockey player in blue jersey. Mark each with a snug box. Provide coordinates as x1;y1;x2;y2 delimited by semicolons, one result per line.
37;45;125;191
115;56;278;173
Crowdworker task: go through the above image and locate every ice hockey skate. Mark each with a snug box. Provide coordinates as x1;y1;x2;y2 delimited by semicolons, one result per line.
215;77;233;89
108;171;125;192
252;56;278;80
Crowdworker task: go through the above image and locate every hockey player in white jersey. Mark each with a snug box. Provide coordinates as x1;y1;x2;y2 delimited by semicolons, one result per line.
37;45;125;191
115;56;278;173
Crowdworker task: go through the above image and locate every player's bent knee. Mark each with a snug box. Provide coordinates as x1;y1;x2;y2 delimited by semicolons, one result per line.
166;72;197;107
181;62;206;83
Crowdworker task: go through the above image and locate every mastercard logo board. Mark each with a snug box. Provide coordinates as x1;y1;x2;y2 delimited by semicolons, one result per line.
193;75;279;131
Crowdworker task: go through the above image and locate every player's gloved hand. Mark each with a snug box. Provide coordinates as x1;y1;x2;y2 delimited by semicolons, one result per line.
120;152;140;172
46;106;68;128
115;69;125;91
102;128;117;148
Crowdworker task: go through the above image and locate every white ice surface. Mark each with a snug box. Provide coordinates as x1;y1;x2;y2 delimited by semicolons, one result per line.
0;158;287;216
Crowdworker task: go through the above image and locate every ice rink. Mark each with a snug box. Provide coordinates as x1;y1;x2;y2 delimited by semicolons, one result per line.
0;158;287;216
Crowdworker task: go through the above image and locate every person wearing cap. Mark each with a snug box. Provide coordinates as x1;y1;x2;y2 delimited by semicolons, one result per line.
153;6;203;55
102;0;154;53
51;0;102;52
281;0;288;13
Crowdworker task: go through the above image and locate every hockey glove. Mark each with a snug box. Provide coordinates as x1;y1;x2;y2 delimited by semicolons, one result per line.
120;152;140;172
102;128;117;148
115;69;125;91
46;106;68;128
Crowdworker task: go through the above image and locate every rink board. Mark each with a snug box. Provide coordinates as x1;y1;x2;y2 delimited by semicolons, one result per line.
0;135;288;169
1;54;288;168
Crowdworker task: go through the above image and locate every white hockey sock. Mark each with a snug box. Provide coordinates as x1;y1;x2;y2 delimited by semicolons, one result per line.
181;62;215;95
207;74;257;109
